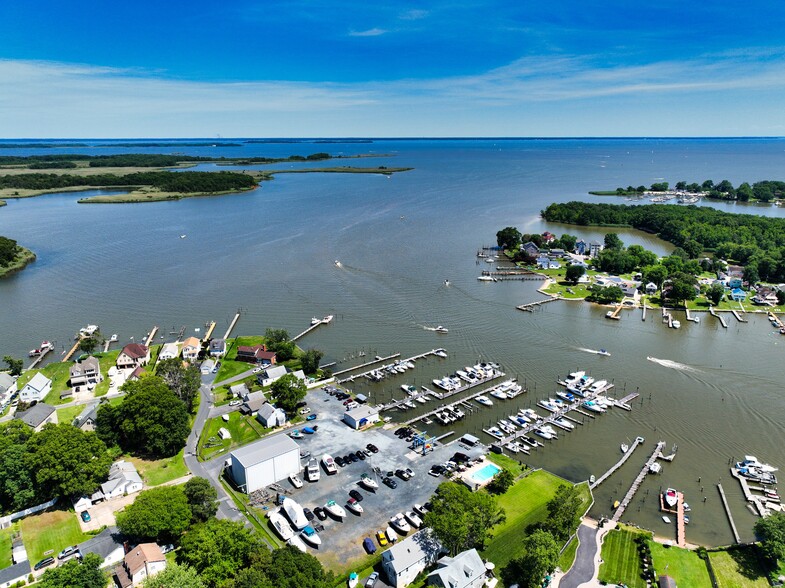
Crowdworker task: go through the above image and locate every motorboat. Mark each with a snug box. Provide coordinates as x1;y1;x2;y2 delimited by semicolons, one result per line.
739;456;778;473
288;534;307;552
109;333;118;342
268;510;295;541
649;463;662;474
415;395;427;404
435;326;449;334
322;315;334;323
322;454;338;475
282;497;309;530
444;279;450;286
311;317;321;326
390;513;411;533
434;349;448;358
534;428;556;440
475;396;493;406
401;384;417;394
597;349;611;356
477;276;495;282
662;516;672;523
556;391;574;403
300;525;322;546
348;572;358;588
589;380;608;393
290;430;304;439
582;400;605;413
553;417;574;429
664;488;678;509
360;473;379;491
325;500;346;519
490;389;508;400
346;499;363;514
566;370;585;383
28;340;55;357
486;427;504;439
404;511;422;528
589;475;596;484
538;399;560;413
672;320;681;329
307;459;320;482
79;325;99;337
289;474;303;489
386;526;397;543
413;504;427;517
620;443;629;453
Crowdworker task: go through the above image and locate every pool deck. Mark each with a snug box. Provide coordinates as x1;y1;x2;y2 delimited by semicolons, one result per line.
460;460;501;490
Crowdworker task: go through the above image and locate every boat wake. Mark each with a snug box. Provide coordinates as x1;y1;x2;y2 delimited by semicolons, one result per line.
646;357;702;373
576;347;608;355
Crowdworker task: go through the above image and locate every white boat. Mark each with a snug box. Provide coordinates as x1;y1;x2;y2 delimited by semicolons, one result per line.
311;317;321;326
475;395;493;406
79;324;99;337
322;315;334;323
288;534;307;552
597;349;611;356
180;234;187;239
415;395;428;404
401;384;417;394
386;526;398;543
307;459;320;482
434;349;448;358
486;427;504;439
477;276;495;282
535;428;555;440
485;256;496;263
741;456;778;473
490;389;508;400
334;260;341;267
300;525;322;546
554;417;574;429
360;473;379;490
404;511;422;528
325;500;346;519
672;320;681;329
444;279;450;286
282;497;309;530
664;488;678;509
390;513;411;533
413;504;427;516
662;516;672;524
435;326;449;333
582;400;605;413
589;474;596;484
589;380;608;393
109;334;118;342
346;499;364;514
348;572;359;588
268;510;295;541
620;443;629;453
322;454;338;475
289;474;303;489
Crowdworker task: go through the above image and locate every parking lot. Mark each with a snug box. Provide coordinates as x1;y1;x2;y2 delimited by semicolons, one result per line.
264;385;465;571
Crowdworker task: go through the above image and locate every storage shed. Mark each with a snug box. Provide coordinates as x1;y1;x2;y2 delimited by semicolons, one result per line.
230;434;300;493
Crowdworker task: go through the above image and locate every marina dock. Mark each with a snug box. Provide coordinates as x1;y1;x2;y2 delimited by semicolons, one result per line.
202;321;216;342
614;392;639;411
223;312;241;340
731;309;747;323
482;270;544;281
28;347;52;369
641;301;647;321
338;349;445;385
398;375;511;425
516;298;560;312
730;468;769;517
144;325;159;347
607;304;623;320
333;353;401;378
662;307;673;327
768;311;784;329
709;306;728;328
292;316;334;342
717;483;742;544
612;441;667;522
591;436;643;489
62;338;81;362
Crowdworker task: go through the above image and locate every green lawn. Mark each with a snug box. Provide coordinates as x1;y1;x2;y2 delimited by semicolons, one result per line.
56;403;86;426
17;362;72;405
481;470;591;568
214;358;254;383
0;526;14;568
128;450;189;486
225;336;267;361
649;541;711;588
558;536;579;573
598;525;649;588
20;509;90;563
542;280;590;299
91;349;120;396
487;452;525;477
709;547;771;588
197;411;265;461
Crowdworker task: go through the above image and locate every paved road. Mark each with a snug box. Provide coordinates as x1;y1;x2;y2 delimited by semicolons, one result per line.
559;523;599;588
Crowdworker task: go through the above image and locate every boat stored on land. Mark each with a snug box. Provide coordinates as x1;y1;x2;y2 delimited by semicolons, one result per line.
322;454;338;475
325;500;346;519
282;497;309;530
268;510;295;541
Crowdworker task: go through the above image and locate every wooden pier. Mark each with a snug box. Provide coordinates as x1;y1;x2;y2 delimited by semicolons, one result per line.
391;370;506;418
709;306;728;328
292;317;333;342
662;307;673;328
730;468;769;517
717;483;741;544
606;304;623;320
614;392;639;411
333;353;401;378
202;321;216;342
62;339;81;362
482;270;543;280
676;492;687;547
591;436;644;489
612;441;666;522
516;298;560;312
641;301;647;321
28;347;52;369
731;309;747;323
223;313;241;340
768;311;784;329
338;349;445;385
144;326;159;347
685;308;699;323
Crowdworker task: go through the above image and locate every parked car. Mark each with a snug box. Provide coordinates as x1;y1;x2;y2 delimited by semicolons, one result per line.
252;367;262;374
365;571;379;587
299;407;311;415
335;455;346;467
349;489;364;502
80;510;91;523
228;400;241;406
395;469;411;481
306;414;317;421
345;401;359;410
357;451;366;461
349;453;359;463
34;557;55;571
366;443;379;453
363;537;377;554
376;530;388;546
57;546;78;560
382;477;398;489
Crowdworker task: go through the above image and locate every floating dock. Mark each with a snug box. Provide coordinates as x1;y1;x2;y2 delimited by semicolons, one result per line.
685;308;699;323
730;468;770;517
614;392;639;411
612;441;667;523
591;436;644;489
606;304;623;320
717;483;741;544
517;298;560;312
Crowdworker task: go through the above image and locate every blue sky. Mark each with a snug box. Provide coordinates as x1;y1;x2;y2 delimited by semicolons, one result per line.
2;1;785;137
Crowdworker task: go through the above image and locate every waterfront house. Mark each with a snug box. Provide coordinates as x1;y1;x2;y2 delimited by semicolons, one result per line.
257;364;288;386
521;241;540;258
541;231;556;243
548;248;566;258
240;391;267;415
69;356;103;392
728;277;743;289
19;372;51;403
0;373;17;406
157;342;179;361
730;288;747;301
92;460;143;502
645;282;658;295
117;344;150;370
588;241;603;258
575;239;587;255
208;338;226;356
74;402;100;431
256;403;286;428
236;344;277;365
536;256;561;270
752;286;778;306
426;548;486;588
114;543;166;588
181;337;201;362
382;528;443;588
15;402;57;432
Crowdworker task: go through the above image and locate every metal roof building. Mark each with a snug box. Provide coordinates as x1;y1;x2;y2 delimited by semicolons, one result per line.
230;434;300;493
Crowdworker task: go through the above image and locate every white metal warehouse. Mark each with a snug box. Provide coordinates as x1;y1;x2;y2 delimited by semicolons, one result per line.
230;434;300;493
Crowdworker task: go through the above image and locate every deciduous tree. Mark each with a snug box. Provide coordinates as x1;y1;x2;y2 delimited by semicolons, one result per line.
300;349;324;376
501;530;559;588
142;563;206;588
565;264;585;284
545;485;584;542
116;486;191;542
755;511;785;564
184;477;218;523
270;374;307;414
157;358;201;412
2;356;22;376
39;553;106;588
496;227;522;250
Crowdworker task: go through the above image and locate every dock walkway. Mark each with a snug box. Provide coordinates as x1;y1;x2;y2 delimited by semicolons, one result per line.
62;339;81;362
709;306;728;328
144;326;159;347
223;313;240;340
606;304;623;320
612;441;666;522
717;483;741;544
591;436;643;489
29;347;52;369
730;468;769;516
400;377;513;425
333;353;401;378
517;298;560;312
292;317;332;342
338;349;445;385
614;392;639;411
768;311;784;329
386;370;504;414
203;321;216;342
731;309;747;323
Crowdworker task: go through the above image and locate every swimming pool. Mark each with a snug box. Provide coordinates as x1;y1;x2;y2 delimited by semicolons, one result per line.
470;463;501;484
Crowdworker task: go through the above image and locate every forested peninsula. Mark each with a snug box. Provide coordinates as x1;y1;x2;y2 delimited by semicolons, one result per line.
542;202;785;282
0;236;35;278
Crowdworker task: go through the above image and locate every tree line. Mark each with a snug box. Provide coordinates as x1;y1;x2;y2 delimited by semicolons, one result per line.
0;152;338;168
0;236;19;266
542;201;785;282
0;170;256;193
603;179;785;202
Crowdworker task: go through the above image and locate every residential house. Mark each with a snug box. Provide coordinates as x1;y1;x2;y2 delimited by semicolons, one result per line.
240;391;267;415
127;366;146;381
92;460;143;502
69;356;103;392
208;338;227;357
619;281;640;297
229;383;250;398
536;256;561;270
521;241;540;258
256;403;287;428
574;239;587;255
0;561;31;588
19;372;51;403
752;286;778;306
114;543;166;588
200;359;215;374
157;342;180;361
78;526;125;569
257;365;288;387
645;282;658;295
74;402;100;431
548;248;566;258
728;277;743;289
382;528;443;588
181;337;201;362
0;373;17;407
15;402;57;432
236;344;269;364
541;231;556;243
730;288;747;301
427;548;486;588
116;344;150;370
588;241;603;258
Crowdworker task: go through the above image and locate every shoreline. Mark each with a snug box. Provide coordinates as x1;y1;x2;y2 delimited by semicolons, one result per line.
0;245;36;278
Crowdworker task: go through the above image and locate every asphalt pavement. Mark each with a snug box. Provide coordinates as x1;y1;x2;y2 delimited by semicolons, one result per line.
558;523;599;588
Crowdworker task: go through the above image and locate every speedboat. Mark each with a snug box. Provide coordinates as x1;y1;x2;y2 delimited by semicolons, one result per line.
662;516;672;524
664;488;678;509
589;380;608;393
360;473;379;491
535;428;555;440
322;315;334;323
740;456;778;473
290;430;304;439
268;510;295;541
348;572;358;588
620;443;629;453
346;498;363;514
307;459;320;482
672;320;681;329
311;317;321;326
597;349;611;356
288;534;307;552
322;454;338;475
435;326;449;334
477;276;495;282
386;526;398;543
490;389;508;400
300;525;322;546
556;391;574;403
325;500;346;519
413;504;427;516
475;396;493;406
289;474;303;489
486;427;504;439
434;349;448;358
390;513;411;533
282;497;309;530
582;400;605;413
553;417;574;429
109;334;118;342
404;511;422;528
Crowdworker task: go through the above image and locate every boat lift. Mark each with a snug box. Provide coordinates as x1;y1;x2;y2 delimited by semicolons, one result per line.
412;433;438;455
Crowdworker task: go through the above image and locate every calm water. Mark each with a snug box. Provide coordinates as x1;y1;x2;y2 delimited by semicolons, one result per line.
2;138;785;545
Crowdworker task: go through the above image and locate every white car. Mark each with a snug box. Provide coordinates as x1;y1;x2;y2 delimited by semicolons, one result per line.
299;407;312;415
252;367;262;374
228;400;241;407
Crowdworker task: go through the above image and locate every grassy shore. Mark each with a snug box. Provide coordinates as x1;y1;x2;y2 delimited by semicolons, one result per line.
78;186;257;204
266;166;413;175
598;525;649;588
0;245;35;278
0;163;197;177
0;200;5;206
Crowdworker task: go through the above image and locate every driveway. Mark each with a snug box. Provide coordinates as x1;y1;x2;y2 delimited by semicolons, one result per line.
212;368;257;389
558;523;600;588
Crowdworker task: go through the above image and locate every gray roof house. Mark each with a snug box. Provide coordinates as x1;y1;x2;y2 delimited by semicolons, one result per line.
0;373;17;399
78;526;126;568
240;390;267;415
258;365;287;386
92;461;143;502
19;372;52;403
0;560;31;588
74;402;100;431
382;528;443;587
15;402;57;432
256;403;286;428
427;548;486;588
229;383;250;399
209;338;227;356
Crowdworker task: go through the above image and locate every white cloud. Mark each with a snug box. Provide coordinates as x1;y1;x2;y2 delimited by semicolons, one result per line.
399;9;428;20
348;27;387;37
